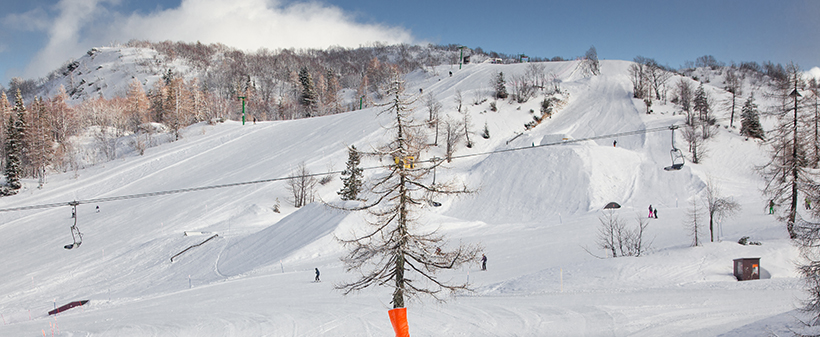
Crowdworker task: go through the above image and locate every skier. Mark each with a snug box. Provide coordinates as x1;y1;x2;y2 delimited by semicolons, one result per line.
314;268;320;282
806;197;812;210
648;205;654;218
768;200;775;214
96;205;100;213
613;140;617;147
481;254;487;271
653;207;658;218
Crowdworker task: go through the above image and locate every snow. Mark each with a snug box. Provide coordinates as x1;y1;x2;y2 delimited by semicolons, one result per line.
0;60;810;336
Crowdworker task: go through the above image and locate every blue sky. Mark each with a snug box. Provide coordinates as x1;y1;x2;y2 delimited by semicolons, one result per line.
1;0;818;85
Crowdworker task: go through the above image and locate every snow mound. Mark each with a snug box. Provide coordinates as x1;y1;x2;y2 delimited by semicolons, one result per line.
216;202;349;277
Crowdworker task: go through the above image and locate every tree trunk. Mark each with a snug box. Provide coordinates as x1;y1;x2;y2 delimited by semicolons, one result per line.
789;84;799;239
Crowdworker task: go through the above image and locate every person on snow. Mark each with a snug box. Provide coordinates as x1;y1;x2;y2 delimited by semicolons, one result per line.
769;200;775;214
648;205;654;218
315;268;320;282
481;254;487;271
613;140;617;147
806;197;812;210
653;207;658;218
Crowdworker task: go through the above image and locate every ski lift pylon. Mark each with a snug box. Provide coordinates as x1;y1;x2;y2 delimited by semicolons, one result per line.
664;125;685;171
64;201;83;249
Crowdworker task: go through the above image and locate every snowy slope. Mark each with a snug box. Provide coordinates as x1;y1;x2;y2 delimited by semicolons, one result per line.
0;60;807;336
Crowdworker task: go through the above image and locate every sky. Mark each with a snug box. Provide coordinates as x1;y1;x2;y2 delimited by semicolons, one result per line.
1;0;818;85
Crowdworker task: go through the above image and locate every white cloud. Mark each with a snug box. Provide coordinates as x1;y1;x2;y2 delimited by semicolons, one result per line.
808;67;820;81
24;0;416;79
2;7;51;31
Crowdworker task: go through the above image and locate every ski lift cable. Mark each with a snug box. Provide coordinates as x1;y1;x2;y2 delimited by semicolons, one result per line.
0;123;684;214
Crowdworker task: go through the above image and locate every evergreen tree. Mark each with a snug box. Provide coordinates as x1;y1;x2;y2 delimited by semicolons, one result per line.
338;145;363;201
3;89;26;195
541;97;553;118
693;83;711;124
494;72;508;99
740;94;764;140
298;67;318;117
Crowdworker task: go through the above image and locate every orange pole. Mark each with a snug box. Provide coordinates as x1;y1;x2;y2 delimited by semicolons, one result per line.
388;307;410;337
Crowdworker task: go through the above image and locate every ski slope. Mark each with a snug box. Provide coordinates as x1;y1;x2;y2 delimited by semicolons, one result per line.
0;60;807;336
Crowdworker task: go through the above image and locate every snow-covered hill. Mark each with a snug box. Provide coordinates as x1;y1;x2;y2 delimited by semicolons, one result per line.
0;60;807;336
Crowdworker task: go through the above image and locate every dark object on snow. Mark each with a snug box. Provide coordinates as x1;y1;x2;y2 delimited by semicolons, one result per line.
315;268;320;282
481;254;487;271
737;236;762;246
170;234;219;262
430;200;442;207
49;300;89;315
733;258;760;281
603;202;621;209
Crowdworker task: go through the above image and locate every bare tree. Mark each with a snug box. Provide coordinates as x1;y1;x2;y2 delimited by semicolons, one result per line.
629;57;650;99
646;61;672;101
704;177;741;242
287;162;317;208
335;75;481;310
682;123;707;164
596;211;651;257
461;107;473;148
454;89;463;113
809;79;820;167
582;46;600;76
443;116;463;162
525;62;548;89
685;197;705;247
724;67;743;128
761;62;810;239
424;92;441;123
676;79;694;122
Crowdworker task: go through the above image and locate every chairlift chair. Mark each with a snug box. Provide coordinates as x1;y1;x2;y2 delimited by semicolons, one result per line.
664;125;685;171
64;202;83;249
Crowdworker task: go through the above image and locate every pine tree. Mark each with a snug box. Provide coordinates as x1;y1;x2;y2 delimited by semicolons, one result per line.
693;83;711;124
335;74;482;310
494;72;508;99
338;145;363;201
3;89;26;195
298;67;318;117
740;93;764;140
